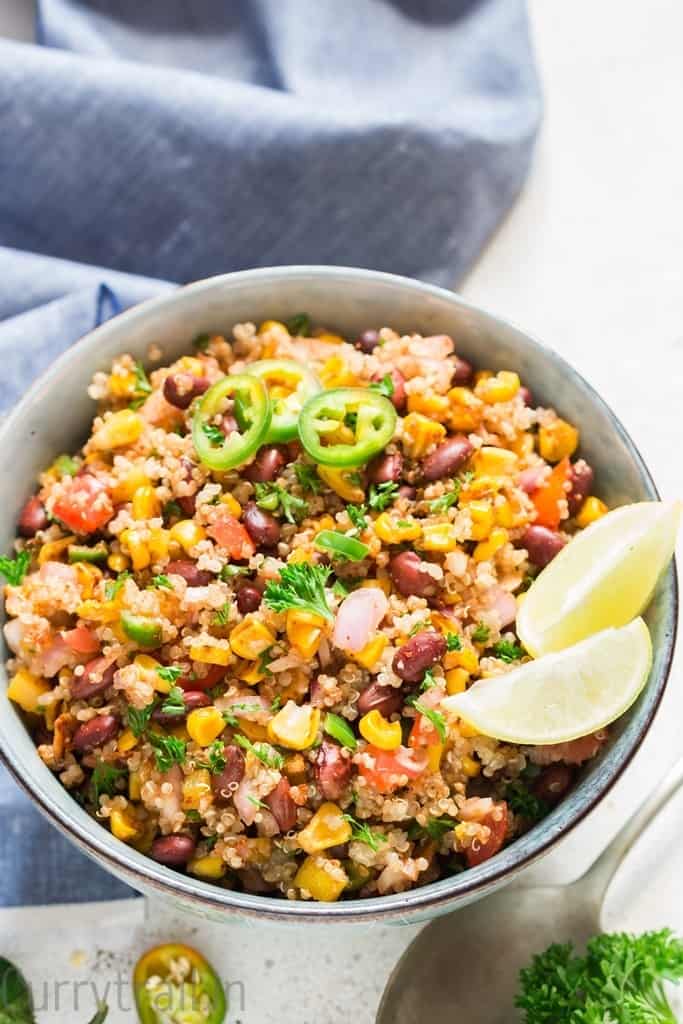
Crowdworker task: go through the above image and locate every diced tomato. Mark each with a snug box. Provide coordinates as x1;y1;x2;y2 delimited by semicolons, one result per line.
207;514;255;559
532;457;570;529
465;801;509;867
62;626;100;656
408;714;439;749
52;475;113;534
358;744;428;794
177;664;225;692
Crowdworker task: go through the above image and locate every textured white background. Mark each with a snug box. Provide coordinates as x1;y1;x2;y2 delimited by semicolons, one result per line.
1;1;682;1021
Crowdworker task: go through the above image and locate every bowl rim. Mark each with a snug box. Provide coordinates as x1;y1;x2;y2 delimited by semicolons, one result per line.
0;265;677;923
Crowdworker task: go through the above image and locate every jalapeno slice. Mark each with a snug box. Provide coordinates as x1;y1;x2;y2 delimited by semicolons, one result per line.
245;359;321;443
120;611;162;648
133;943;226;1024
298;388;397;468
192;374;271;471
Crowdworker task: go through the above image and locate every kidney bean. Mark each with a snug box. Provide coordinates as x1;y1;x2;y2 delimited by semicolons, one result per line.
152;690;210;724
176;494;196;517
521;525;566;568
166;559;213;587
266;778;297;832
567;459;594;516
72;714;119;752
398;484;417;501
355;329;380;353
393;630;447;684
238;868;276;893
18;495;48;537
367;451;403;485
314;740;352;801
451;355;474;385
163;372;209;410
179;664;225;692
326;843;350;860
236;583;262;614
70;657;116;701
422;435;474;481
518;386;533;406
243;446;286;483
211;745;246;803
357;682;404;718
389;550;436;598
243;502;281;547
151;835;196;867
533;764;574;805
372;368;406;412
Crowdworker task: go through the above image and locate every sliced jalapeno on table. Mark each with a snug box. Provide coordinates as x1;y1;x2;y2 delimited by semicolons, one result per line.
133;943;226;1024
298;387;397;468
245;359;321;443
192;374;271;471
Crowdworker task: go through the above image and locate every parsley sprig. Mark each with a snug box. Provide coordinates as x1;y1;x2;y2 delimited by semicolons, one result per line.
408;815;457;841
233;734;284;770
294;462;321;494
105;571;131;601
408;697;447;742
346;503;369;533
343;813;386;852
148;733;187;773
156;665;183;684
471;622;490;644
0;550;30;586
90;760;126;805
368;373;395;399
492;640;525;663
159;686;186;716
254;482;308;524
149;574;173;590
197;740;227;775
201;422;225;445
127;701;156;738
505;780;548;822
264;563;332;620
368;481;399;511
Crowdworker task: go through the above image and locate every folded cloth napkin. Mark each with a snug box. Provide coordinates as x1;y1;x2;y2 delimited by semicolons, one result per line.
0;0;541;904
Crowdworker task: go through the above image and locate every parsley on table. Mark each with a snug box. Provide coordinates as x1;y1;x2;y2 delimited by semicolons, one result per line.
346;503;369;533
105;570;131;601
408;697;447;742
264;562;332;620
254;482;309;524
233;733;284;770
159;686;186;716
343;814;386;852
294;462;321;494
368;373;395;398
90;760;126;805
197;740;227;774
201;422;225;445
492;640;525;663
368;481;399;511
126;701;156;738
285;312;312;336
149;574;173;590
446;632;462;652
148;733;187;773
471;622;490;644
0;549;30;586
156;665;183;684
505;780;548;822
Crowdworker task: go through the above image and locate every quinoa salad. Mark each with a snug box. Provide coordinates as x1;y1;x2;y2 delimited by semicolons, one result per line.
2;316;612;903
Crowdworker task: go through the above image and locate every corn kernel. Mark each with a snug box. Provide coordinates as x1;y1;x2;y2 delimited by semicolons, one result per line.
446;667;469;695
189;643;232;667
120;528;150;571
359;710;402;750
406;392;450;421
576;495;608;528
169;519;206;553
353;633;388;670
107;552;130;573
511;432;535;458
109;808;141;843
476;370;520;404
473;446;518;478
447;387;484;431
374;512;421;544
188;855;227;880
295;855;348;902
238;661;266;686
287;548;310;565
473;527;509;562
219;493;242;518
182;768;213;809
176;355;205;376
258;319;289;337
38;535;75;565
132;484;161;521
467;500;495;540
72;562;103;598
298;802;352;854
426;741;443;771
128;770;142;801
360;575;392;596
402;413;447;459
229;616;275;660
456;647;479;673
418;522;460;553
109;368;137;398
148;527;170;562
315;331;345;345
92;409;144;450
238;719;269;742
284;753;307;785
76;598;121;623
317;466;365;504
112;467;150;503
7;669;51;713
287;609;326;660
187;706;225;747
462;755;481;778
538;419;579;463
117;728;138;753
458;720;479;739
319;354;357;388
474;370;493;385
268;701;320;750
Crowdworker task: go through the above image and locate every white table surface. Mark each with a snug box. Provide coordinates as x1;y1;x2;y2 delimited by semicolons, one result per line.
1;0;683;1020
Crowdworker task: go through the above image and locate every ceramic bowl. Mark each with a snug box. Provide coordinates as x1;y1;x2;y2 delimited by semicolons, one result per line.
0;267;676;924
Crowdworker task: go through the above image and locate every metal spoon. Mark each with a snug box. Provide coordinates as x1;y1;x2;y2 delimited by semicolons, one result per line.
377;756;683;1024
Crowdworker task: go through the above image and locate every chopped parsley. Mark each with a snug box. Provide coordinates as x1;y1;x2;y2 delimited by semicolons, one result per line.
212;602;232;626
408;697;447;742
294;462;321;494
54;454;79;477
159;686;186;716
264;562;332;620
471;622;490;644
492;640;525;663
126;701;156;738
148;733;187;773
149;574;173;590
368;481;399;511
420;669;437;691
192;332;211;353
346;503;369;533
254;482;309;524
222;702;266;728
220;563;250;581
428;486;461;514
201;422;225;446
285;312;311;336
233;734;284;770
343;814;386;852
0;550;30;586
505;780;548;822
368;373;395;398
446;632;462;652
162;499;183;522
105;570;131;601
134;361;152;395
90;760;126;805
257;645;274;676
270;695;282;712
408;815;457;841
197;740;227;775
332;578;352;598
156;665;183;684
409;619;431;637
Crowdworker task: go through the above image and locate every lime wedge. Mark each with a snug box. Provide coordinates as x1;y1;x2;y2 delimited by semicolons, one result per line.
517;501;680;657
443;618;652;745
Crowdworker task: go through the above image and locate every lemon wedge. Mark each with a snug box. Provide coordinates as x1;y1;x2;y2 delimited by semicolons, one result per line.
517;501;680;657
443;618;652;745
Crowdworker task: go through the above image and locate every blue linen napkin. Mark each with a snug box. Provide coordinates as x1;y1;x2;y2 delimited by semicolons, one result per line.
0;0;541;905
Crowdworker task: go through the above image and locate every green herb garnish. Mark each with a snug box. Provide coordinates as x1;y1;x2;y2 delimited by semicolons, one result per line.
159;686;186;716
368;481;399;511
149;574;173;590
294;462;321;494
134;361;152;395
346;503;369;533
264;562;332;620
285;312;312;337
220;563;250;581
428;483;462;514
0;550;30;586
446;632;462;652
156;665;183;684
201;422;226;446
212;602;232;626
420;669;437;691
471;622;490;644
126;701;156;738
105;570;131;601
492;640;525;663
343;814;386;852
90;761;126;805
193;332;211;353
324;712;357;751
221;702;266;728
368;373;395;399
197;740;227;775
54;453;79;477
254;482;309;524
408;815;457;841
234;733;284;770
505;780;548;822
408;697;447;742
148;733;187;773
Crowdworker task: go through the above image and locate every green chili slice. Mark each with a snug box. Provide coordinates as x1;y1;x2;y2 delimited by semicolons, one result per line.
192;374;271;471
68;542;108;564
120;612;162;648
315;530;369;562
323;712;358;751
298;387;397;468
245;359;321;443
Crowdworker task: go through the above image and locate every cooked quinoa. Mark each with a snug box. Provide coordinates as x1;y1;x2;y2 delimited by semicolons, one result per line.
2;317;611;902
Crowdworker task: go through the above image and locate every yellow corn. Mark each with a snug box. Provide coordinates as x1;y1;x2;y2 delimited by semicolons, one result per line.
353;633;388;670
72;562;103;598
374;512;421;544
446;667;469;695
494;497;527;529
188;855;226;880
76;598;121;623
170;723;191;742
107;552;130;573
418;522;460;553
287;548;310;565
128;770;142;801
176;355;205;376
109;808;142;843
259;319;289;337
467;500;495;541
117;728;138;753
189;642;232;667
316;331;345;345
92;409;144;450
576;495;608;528
473;446;518;478
406;392;450;421
462;755;481;778
315;514;336;532
286;609;326;660
112;467;150;503
119;528;150;571
238;719;269;742
326;423;357;446
298;802;352;854
447;387;484;431
473;526;509;562
538;419;579;463
229;617;275;660
219;493;242;518
7;669;51;713
458;720;479;739
169;519;206;553
268;701;320;750
38;535;75;565
475;370;520;404
238;661;266;686
401;413;447;459
359;710;401;750
295;855;348;902
187;707;225;747
511;432;535;458
452;647;479;673
319;355;357;388
132;485;161;520
109;368;137;398
426;741;443;772
360;575;392;596
148;527;170;562
317;466;365;504
284;753;307;785
133;653;167;693
182;768;213;809
474;370;493;385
